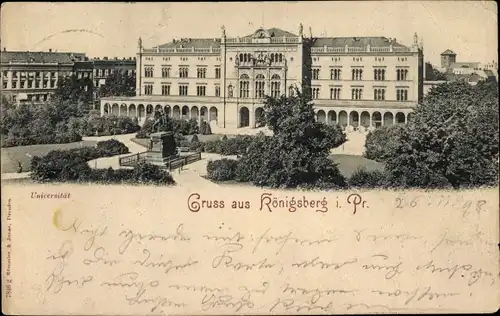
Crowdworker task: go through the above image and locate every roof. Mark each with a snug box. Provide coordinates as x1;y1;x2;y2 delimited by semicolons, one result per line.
243;28;298;38
155;38;221;50
311;36;407;48
1;51;81;64
441;49;456;55
450;62;481;68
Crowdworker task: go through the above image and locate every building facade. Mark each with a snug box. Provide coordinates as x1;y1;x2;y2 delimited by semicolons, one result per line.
0;49;86;104
101;25;424;130
92;57;136;89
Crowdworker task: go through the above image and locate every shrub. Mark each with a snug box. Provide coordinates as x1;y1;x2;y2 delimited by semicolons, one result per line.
200;121;212;135
348;167;387;188
96;139;130;156
132;161;175;184
203;140;221;153
207;159;238;181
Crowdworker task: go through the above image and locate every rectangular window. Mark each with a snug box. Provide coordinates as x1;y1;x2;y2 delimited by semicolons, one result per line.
351;88;363;100
397;69;409;81
144;84;153;95
161;84;171;96
239;81;249;98
3;81;8;89
396;89;408;101
374;88;386;100
255;81;265;98
162;67;170;78
50;80;56;88
351;68;363;80
12;81;17;89
312;87;320;99
20;81;25;89
312;69;320;80
197;85;206;96
179;85;188;96
374;69;386;81
197;68;207;79
330;88;341;100
330;68;341;80
215;68;221;79
215;86;220;97
43;80;48;88
144;66;154;78
179;67;189;78
12;71;18;78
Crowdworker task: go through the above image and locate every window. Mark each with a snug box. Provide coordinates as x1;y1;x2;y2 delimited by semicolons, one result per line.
396;69;408;81
197;85;206;96
271;74;281;97
374;88;386;100
255;74;265;98
12;81;17;89
312;87;320;99
197;68;207;79
374;69;386;81
43;80;48;88
352;68;363;80
162;67;170;78
215;86;220;97
239;74;249;98
312;69;320;80
161;84;171;96
228;85;233;98
144;66;154;77
12;71;18;78
20;81;25;89
396;89;408;101
144;84;153;95
36;72;41;78
330;68;341;80
2;81;7;89
179;85;188;96
12;95;17;102
215;68;221;79
351;88;363;100
51;80;55;88
2;71;7;79
179;67;189;78
330;88;341;100
43;94;48;101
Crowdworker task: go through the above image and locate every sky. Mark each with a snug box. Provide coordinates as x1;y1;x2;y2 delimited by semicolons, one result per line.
1;1;497;66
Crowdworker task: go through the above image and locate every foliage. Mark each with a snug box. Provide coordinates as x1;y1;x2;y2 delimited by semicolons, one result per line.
425;62;447;81
364;125;406;162
53;74;94;108
199;121;212;135
136;116;199;137
99;70;136;98
96;139;130;156
348;167;387;188
77;115;141;136
207;159;239;181
234;91;347;188
370;81;499;189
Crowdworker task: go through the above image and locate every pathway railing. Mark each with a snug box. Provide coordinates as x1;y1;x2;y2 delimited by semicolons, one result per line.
119;151;148;167
166;152;202;170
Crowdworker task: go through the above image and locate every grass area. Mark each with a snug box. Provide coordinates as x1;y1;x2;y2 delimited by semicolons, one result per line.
330;154;385;178
1;141;98;173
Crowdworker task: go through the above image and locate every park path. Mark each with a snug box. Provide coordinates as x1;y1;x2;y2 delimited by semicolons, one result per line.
330;131;367;156
85;133;146;169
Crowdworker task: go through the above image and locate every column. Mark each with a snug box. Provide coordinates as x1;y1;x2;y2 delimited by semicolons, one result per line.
250;108;255;129
347;110;350;127
100;103;104;117
393;112;396;125
369;112;373;128
405;113;408;124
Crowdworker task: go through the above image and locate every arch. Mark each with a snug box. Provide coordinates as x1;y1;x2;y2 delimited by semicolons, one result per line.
190;106;199;121
111;103;119;116
164;105;171;117
200;106;208;122
128;104;136;117
327;110;337;125
316;110;326;123
372;111;382;128
240;74;250;79
395;112;406;124
120;104;127;117
407;112;414;122
146;104;153;117
338;110;348;127
155;104;162;112
173;105;181;119
271;74;281;80
103;103;110;115
349;111;359;127
239;107;250;127
181;105;190;119
360;111;370;128
209;106;218;122
138;104;145;120
255;107;265;128
383;112;394;126
255;74;265;80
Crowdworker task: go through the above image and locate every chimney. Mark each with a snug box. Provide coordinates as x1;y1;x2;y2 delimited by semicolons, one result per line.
103;57;108;60
3;47;6;52
49;48;52;52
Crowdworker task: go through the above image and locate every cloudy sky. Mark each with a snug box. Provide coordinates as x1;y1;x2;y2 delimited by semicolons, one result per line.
1;1;497;66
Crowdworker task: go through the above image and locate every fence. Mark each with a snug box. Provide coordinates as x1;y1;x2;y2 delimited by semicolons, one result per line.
119;151;148;167
166;152;202;170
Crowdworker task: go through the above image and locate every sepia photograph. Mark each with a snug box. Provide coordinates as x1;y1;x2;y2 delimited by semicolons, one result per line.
1;1;499;315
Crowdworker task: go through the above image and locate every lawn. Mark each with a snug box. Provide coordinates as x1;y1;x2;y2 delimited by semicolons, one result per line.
1;141;98;173
330;154;385;178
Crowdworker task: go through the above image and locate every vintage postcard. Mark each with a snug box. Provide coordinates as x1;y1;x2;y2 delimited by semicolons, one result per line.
1;1;499;315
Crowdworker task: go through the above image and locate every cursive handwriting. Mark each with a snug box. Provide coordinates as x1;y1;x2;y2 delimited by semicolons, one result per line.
118;223;190;254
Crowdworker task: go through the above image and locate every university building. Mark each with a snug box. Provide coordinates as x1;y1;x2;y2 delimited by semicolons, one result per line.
100;25;424;130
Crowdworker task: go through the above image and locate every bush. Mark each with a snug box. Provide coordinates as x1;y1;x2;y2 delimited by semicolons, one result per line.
132;161;175;184
96;139;130;156
207;159;238;181
364;125;404;162
200;121;212;135
348;167;387;188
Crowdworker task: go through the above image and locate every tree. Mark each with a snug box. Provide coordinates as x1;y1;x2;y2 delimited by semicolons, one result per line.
380;81;499;188
53;75;94;106
425;62;447;81
99;70;136;98
235;90;346;188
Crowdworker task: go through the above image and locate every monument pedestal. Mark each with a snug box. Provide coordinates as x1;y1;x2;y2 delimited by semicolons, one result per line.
146;132;177;165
